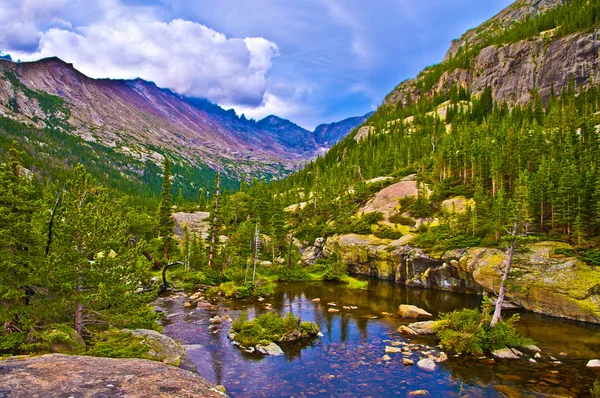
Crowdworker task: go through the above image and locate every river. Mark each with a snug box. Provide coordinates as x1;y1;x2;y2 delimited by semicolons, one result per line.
153;277;600;397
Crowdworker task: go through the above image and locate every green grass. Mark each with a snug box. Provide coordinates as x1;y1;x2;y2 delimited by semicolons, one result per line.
341;275;368;290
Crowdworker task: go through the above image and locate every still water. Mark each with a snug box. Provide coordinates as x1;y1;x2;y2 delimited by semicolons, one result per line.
154;278;600;397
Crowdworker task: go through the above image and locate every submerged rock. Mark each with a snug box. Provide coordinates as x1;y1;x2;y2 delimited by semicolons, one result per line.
416;358;437;372
409;390;429;396
398;305;432;319
491;348;522;360
0;354;225;397
385;346;403;354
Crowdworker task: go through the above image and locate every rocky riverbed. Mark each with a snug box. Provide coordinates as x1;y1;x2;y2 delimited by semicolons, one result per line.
154;278;600;397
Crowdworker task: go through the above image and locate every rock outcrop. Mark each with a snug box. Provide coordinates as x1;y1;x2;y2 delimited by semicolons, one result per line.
384;1;599;110
0;354;225;398
325;234;600;323
123;329;197;372
173;211;211;239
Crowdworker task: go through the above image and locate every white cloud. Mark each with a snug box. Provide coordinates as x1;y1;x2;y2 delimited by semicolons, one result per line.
5;0;280;107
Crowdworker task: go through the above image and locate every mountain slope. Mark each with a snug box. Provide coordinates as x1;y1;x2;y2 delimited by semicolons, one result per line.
0;57;364;180
313;112;373;147
385;0;599;107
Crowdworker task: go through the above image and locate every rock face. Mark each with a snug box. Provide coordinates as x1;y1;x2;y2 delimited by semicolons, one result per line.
123;329;197;372
0;354;225;398
326;234;600;323
384;1;599;111
360;180;420;220
173;211;211;239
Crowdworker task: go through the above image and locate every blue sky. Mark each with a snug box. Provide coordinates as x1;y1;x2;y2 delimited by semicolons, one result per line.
1;0;512;130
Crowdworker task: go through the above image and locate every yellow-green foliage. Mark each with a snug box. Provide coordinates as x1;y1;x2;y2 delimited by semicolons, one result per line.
341;275;368;290
84;329;151;360
434;307;533;355
231;312;319;347
591;379;600;397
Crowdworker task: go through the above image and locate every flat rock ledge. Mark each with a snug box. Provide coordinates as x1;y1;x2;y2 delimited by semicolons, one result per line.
0;354;226;398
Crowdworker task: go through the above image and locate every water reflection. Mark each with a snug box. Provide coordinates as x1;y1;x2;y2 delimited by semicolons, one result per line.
154;278;600;397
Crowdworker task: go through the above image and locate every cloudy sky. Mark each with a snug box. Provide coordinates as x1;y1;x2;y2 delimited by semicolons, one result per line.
1;0;513;130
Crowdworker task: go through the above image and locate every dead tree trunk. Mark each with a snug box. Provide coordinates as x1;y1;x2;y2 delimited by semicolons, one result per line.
490;221;518;328
159;261;184;294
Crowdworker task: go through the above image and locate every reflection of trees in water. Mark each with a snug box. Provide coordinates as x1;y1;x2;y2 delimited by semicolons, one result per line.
207;324;225;385
340;313;349;342
356;317;369;339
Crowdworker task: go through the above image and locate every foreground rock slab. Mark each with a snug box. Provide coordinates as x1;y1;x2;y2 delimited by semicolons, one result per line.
0;354;226;398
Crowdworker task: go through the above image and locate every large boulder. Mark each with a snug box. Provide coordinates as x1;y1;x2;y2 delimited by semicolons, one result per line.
406;321;438;335
0;354;225;397
440;196;475;214
360;180;422;221
458;242;600;323
123;329;196;372
398;305;432;319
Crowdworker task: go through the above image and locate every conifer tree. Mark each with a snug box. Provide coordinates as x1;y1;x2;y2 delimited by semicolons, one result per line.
0;144;42;344
158;157;174;260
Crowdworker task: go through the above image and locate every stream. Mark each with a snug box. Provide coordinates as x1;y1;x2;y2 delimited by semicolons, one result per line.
153;278;600;397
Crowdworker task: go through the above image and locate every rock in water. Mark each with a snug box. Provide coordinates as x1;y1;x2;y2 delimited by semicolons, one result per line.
491;348;522;360
0;354;225;397
403;358;415;366
209;316;222;324
398;305;432;319
416;358;437;372
256;342;284;356
397;325;418;335
123;329;196;372
385;346;403;354
406;321;437;335
409;390;429;396
587;359;600;368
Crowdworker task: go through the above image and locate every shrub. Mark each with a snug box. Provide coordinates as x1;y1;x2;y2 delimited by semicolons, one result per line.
591;379;600;397
374;225;403;240
209;280;275;299
435;306;533;355
341;275;368;289
389;213;416;226
231;312;319;347
277;266;310;282
84;329;150;359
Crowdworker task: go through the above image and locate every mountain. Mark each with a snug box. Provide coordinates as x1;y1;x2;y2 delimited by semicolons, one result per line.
313;112;373;147
384;0;598;108
0;57;365;182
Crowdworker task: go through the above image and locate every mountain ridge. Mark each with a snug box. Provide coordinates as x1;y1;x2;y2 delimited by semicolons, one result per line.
0;56;366;177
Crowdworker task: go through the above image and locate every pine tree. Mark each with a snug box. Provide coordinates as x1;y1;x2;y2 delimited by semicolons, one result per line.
48;165;154;335
158;157;174;260
0;144;42;346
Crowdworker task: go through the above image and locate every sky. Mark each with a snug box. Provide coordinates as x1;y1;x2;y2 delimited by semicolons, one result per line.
0;0;513;130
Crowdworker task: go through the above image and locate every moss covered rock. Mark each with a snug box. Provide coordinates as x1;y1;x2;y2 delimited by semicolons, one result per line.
459;242;600;323
123;329;197;372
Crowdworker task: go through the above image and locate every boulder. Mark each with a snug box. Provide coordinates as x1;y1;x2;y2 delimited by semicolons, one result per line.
491;348;522;360
416;358;437;372
587;359;600;368
459;242;600;323
406;321;437;335
360;180;423;221
256;342;284;356
123;329;196;372
397;325;418;335
440;196;474;215
0;354;225;398
398;305;432;319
